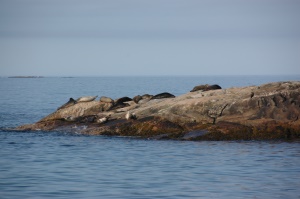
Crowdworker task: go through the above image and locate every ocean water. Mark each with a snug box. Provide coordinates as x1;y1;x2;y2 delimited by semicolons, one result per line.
0;75;300;198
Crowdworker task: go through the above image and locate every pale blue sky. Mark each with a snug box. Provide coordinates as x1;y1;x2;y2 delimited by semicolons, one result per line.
0;0;299;76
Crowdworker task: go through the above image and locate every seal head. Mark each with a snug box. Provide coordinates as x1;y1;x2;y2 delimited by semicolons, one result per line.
57;98;76;110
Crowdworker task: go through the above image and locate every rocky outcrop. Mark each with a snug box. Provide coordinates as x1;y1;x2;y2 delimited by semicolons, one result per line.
16;81;300;141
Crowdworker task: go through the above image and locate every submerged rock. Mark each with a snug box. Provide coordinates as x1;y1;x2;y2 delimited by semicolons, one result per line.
16;81;300;141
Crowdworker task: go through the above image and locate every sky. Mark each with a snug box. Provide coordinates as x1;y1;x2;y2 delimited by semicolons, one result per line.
0;0;299;76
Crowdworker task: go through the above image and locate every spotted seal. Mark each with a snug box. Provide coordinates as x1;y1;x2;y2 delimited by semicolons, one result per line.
125;111;137;120
97;114;111;124
64;116;78;122
76;96;98;103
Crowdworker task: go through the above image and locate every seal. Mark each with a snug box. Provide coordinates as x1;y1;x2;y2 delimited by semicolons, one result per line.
98;117;108;124
190;84;221;92
125;111;137;120
110;97;133;110
64;116;78;122
100;96;114;104
142;94;153;99
115;97;132;104
133;95;142;104
97;114;111;124
151;92;175;100
76;96;98;103
57;98;76;110
209;84;222;90
135;94;153;104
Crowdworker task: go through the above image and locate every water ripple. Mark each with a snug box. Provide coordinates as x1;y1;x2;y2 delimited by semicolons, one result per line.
1;76;300;198
0;131;299;198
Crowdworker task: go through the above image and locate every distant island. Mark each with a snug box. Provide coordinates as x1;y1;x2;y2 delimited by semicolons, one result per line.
8;76;44;78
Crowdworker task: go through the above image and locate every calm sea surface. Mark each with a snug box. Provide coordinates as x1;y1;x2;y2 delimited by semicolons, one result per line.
0;76;300;198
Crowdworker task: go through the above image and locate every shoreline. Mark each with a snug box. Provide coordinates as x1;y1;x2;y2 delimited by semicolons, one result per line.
16;81;300;141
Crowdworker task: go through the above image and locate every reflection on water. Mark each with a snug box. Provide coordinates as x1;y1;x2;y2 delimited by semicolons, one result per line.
0;131;299;199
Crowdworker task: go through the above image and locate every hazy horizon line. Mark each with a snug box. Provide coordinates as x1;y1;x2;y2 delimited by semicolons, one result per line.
2;74;300;78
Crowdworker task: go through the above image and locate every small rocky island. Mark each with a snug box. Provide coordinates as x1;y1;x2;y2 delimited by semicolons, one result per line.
8;76;44;78
17;81;300;141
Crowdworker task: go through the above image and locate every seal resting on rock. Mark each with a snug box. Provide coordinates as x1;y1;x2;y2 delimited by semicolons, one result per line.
133;95;142;104
64;116;78;122
57;98;76;110
97;114;111;124
151;92;175;100
115;97;132;104
136;94;153;104
76;96;98;102
142;94;153;99
125;111;137;120
100;96;114;104
190;84;221;92
110;97;133;110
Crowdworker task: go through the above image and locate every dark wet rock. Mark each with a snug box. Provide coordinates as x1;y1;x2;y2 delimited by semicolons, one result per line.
183;130;208;140
81;115;97;123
